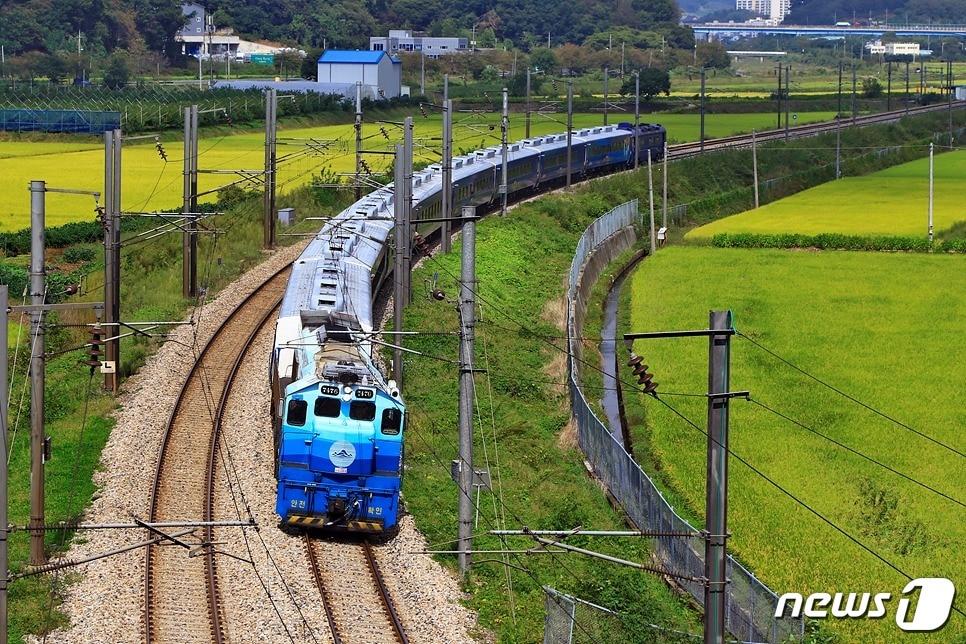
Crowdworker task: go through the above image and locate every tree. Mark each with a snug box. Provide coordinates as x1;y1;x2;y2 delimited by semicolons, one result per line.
103;54;130;89
696;40;730;70
862;77;883;98
621;67;670;98
529;48;557;74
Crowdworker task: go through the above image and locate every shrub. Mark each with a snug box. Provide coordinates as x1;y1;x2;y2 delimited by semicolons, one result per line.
709;233;956;253
63;247;96;263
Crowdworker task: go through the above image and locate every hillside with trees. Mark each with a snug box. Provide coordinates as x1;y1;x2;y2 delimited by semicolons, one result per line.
0;0;685;56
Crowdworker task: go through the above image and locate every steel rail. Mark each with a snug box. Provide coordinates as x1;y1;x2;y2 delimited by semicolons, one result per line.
143;264;291;644
363;542;409;644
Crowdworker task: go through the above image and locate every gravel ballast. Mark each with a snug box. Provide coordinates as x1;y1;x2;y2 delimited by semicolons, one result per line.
39;243;480;643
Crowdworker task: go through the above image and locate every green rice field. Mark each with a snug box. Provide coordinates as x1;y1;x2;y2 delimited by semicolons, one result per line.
626;246;965;642
0;111;837;232
688;149;966;238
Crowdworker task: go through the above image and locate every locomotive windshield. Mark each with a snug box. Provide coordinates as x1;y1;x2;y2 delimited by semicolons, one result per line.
349;400;376;421
315;396;341;417
286;399;307;426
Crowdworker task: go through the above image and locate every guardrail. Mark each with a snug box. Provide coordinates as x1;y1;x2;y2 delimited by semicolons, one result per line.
565;200;803;642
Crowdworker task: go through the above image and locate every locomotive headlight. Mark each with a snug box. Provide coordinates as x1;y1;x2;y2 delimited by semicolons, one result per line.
343;385;352;394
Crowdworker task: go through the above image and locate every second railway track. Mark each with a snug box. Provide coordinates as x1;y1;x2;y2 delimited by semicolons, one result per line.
143;267;291;644
305;537;409;644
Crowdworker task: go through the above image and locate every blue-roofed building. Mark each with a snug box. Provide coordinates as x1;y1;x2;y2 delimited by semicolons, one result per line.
317;50;402;99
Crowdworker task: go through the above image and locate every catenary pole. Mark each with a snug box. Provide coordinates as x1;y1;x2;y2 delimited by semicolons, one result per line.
784;65;790;138
662;141;668;228
109;128;121;389
566;80;573;189
704;309;733;644
948;60;954;148
263;89;277;249
29;180;46;566
776;63;782;129
700;68;706;150
752;130;759;208
182;107;198;298
392;143;405;389
525;68;531;139
457;204;477;577
354;82;363;201
441;98;453;253
403;117;413;305
0;285;9;644
887;61;892;111
603;67;609;125
647;150;656;254
500;87;508;216
928;142;934;243
905;60;910;114
851;63;857;125
633;72;640;170
103;130;118;391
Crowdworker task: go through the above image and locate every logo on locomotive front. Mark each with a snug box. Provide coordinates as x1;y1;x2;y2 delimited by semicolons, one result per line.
329;441;356;468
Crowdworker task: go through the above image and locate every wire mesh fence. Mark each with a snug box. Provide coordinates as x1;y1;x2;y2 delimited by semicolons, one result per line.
0;108;120;133
565;201;803;643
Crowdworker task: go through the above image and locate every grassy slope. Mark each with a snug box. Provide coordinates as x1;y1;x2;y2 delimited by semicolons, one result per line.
2;185;344;642
401;202;698;642
688;149;966;238
0;111;837;231
627;246;965;642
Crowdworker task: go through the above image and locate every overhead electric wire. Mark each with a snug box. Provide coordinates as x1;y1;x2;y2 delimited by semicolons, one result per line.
747;397;965;509
735;331;964;458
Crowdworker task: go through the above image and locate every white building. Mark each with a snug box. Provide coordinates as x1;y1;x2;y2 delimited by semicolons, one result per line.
866;40;887;55
735;0;789;22
885;42;921;57
176;3;240;58
371;30;469;58
317;51;402;99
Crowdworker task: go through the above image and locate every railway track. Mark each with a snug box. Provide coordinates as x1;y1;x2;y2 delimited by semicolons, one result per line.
668;101;963;158
142;266;291;644
304;536;409;644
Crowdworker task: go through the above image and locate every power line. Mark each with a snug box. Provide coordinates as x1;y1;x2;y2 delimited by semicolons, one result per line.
747;397;965;510
735;331;964;459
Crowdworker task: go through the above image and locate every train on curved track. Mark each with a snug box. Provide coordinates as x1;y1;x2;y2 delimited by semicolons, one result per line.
271;120;667;535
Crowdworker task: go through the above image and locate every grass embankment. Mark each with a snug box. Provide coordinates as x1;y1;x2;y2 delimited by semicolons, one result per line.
2;183;349;642
625;247;965;643
0;110;840;231
400;199;698;642
689;149;966;239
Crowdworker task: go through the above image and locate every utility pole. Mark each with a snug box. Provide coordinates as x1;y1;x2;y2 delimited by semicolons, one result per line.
103;130;121;391
851;64;857;125
525;68;531;139
393;143;405;389
354;82;363;201
603;67;609;125
500;87;509;216
948;60;954;149
1;284;9;644
662;141;668;229
887;61;893;111
837;61;843;118
704;309;734;644
835;104;842;179
263;89;277;249
633;71;640;170
457;204;477;577
566;80;573;189
647;150;656;254
905;61;910;114
928;142;934;243
776;63;782;129
752;130;759;208
182;106;199;298
441;97;453;253
700;68;706;151
420;52;425;96
784;65;790;139
29;180;46;566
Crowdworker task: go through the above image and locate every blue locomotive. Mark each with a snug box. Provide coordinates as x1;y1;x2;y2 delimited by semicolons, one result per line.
271;120;665;535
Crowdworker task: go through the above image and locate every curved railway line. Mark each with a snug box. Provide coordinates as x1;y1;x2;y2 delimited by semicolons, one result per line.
304;537;409;644
143;266;291;644
134;101;960;644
